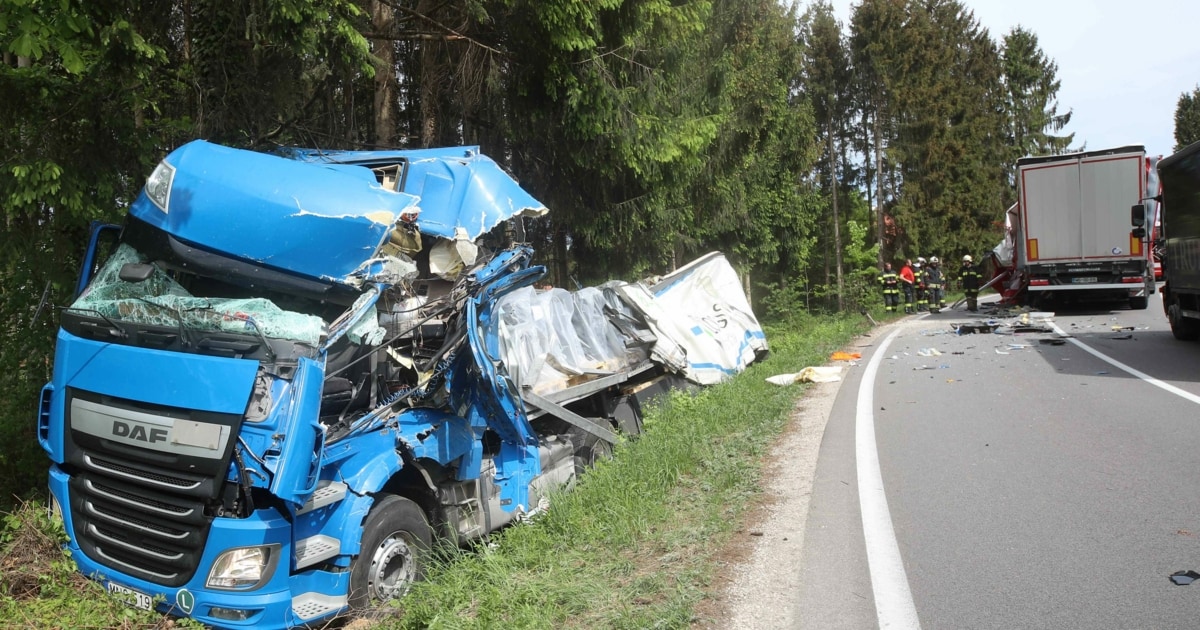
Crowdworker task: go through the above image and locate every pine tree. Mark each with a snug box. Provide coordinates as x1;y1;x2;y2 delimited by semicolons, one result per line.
1175;86;1200;151
1000;26;1074;188
801;1;851;310
848;0;1010;265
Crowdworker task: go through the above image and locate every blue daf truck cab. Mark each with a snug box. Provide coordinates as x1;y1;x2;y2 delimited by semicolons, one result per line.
38;140;699;628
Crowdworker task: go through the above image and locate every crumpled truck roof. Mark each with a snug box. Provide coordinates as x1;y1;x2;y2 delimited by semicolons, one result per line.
282;145;548;243
128;140;547;285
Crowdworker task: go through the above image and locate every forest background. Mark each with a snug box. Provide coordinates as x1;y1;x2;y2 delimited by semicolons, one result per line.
1;0;1197;504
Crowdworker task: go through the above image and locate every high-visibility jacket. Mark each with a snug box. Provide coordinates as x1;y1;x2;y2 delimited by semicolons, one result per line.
879;271;899;294
924;266;943;290
962;264;981;292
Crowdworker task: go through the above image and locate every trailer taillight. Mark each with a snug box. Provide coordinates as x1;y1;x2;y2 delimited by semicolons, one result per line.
1130;235;1143;256
1121;276;1144;283
1030;278;1050;286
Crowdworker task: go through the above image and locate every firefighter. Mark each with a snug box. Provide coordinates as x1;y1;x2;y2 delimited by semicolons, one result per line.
914;257;928;312
899;259;916;314
925;256;944;312
961;254;982;312
879;262;900;312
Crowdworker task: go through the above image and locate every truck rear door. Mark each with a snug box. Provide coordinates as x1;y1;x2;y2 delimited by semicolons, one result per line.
1079;151;1144;261
1019;149;1145;264
1020;158;1083;262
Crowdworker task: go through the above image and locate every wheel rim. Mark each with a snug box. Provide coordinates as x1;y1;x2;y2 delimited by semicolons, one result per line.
367;531;417;601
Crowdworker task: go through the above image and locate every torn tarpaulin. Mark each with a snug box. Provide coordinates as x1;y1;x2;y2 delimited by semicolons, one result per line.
766;366;843;386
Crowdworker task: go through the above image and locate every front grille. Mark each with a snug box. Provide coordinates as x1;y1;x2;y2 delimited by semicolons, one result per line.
87;501;189;540
85;478;194;516
86;455;203;491
70;473;212;587
62;389;245;586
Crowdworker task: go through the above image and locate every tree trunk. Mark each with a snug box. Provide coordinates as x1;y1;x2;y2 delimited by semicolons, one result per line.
863;108;874;245
553;225;570;289
874;104;885;267
829;118;844;312
371;0;397;147
418;0;438;147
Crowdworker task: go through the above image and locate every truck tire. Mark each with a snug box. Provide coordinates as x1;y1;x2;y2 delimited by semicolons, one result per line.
348;494;432;610
1129;296;1149;310
572;428;614;477
1168;302;1200;341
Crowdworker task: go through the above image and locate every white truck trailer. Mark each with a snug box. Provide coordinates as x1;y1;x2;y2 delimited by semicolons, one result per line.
1014;145;1155;309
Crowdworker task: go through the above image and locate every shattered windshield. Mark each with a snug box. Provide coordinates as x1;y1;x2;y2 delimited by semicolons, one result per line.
70;244;328;345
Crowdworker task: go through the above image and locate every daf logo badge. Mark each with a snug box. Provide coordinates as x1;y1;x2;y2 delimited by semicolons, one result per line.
176;589;195;614
111;420;169;443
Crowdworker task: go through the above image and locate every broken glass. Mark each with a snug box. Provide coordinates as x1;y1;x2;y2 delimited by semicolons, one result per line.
71;244;328;345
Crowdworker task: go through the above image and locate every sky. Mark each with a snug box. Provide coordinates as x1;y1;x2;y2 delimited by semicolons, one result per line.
817;0;1200;159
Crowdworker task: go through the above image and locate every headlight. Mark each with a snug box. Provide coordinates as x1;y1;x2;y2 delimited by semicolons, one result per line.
206;545;278;590
144;160;175;213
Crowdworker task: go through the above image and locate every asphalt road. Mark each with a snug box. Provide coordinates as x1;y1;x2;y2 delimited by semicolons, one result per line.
794;290;1200;629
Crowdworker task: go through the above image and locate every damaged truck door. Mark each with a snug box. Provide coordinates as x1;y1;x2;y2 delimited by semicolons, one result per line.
39;140;768;629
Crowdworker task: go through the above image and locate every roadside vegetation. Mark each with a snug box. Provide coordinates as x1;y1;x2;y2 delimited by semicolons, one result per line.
0;311;876;629
1;0;1099;508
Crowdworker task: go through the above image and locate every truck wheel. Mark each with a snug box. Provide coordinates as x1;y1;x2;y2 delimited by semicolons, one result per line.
348;494;432;610
1129;296;1149;310
572;429;614;477
1168;302;1200;341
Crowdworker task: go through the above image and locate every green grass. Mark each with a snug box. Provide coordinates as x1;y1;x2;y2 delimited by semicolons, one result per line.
386;312;870;629
0;312;871;629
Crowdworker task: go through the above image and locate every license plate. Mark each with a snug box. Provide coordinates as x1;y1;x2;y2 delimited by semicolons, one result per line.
107;582;154;611
1072;277;1097;284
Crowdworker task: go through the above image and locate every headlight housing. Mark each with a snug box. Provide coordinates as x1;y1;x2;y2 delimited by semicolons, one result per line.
206;545;279;590
144;160;175;213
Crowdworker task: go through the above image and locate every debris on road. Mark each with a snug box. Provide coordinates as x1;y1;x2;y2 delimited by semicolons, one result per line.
1170;570;1200;586
954;322;999;334
766;365;843;386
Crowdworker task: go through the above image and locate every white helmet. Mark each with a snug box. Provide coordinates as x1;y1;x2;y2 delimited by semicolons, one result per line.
962;255;973;263
917;257;927;264
930;256;939;264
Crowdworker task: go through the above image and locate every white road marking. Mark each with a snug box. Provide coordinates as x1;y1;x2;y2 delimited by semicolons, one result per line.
857;326;922;630
1048;321;1200;405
